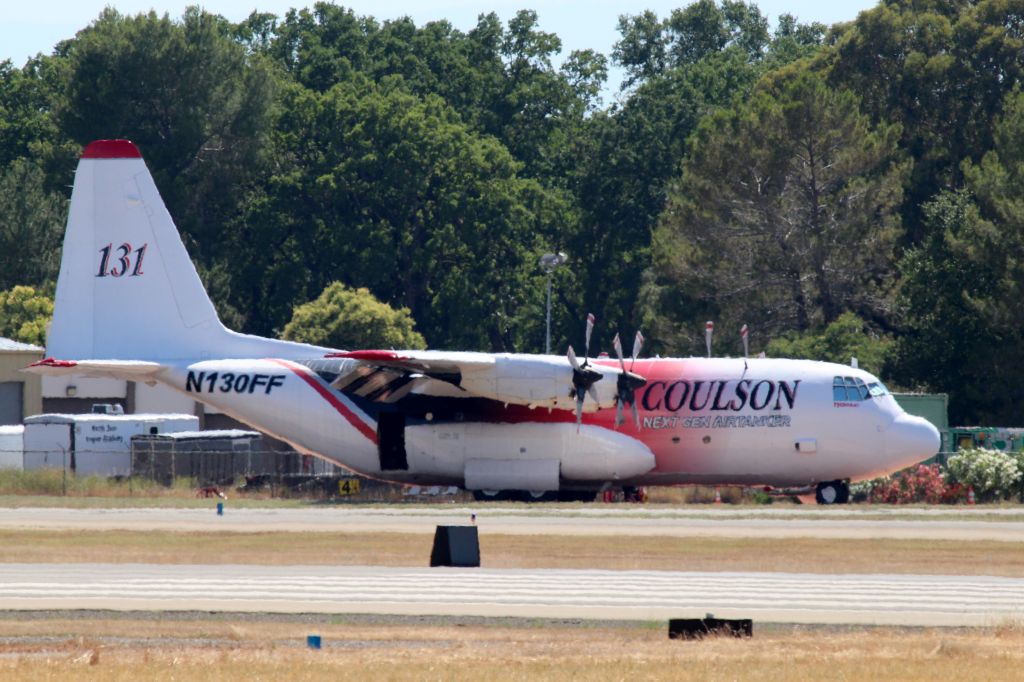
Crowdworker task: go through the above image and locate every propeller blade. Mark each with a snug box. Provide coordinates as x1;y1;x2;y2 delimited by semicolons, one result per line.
741;324;749;358
587;384;599;405
585;313;595;358
612;333;625;372
567;345;580;371
630;330;644;371
614;367;648;430
575;395;584;431
705;321;714;358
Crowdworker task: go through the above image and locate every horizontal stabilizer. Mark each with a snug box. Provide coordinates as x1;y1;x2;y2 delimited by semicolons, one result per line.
24;357;166;381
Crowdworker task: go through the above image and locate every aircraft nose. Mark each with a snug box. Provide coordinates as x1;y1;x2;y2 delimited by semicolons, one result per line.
886;414;941;466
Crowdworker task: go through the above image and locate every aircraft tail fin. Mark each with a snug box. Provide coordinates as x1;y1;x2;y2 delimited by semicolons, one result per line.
46;139;324;362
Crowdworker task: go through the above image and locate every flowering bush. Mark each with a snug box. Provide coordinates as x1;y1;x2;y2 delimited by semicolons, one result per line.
868;464;948;504
849;477;886;501
946;448;1023;501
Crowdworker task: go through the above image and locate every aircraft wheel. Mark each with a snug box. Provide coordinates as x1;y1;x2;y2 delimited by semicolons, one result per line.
815;480;850;505
472;489;512;502
520;490;559;503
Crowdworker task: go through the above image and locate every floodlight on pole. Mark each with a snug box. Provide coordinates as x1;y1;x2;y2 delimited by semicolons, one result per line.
540;252;567;354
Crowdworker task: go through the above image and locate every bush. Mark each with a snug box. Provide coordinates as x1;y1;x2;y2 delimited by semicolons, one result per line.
850;477;886;502
868;464;948;504
946;448;1023;502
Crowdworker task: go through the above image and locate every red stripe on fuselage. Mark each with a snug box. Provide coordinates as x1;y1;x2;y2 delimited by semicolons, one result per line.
269;358;378;445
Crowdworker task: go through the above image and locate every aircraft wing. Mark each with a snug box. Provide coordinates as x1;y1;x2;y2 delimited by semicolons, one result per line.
24;358;166;382
330;350;493;381
329;350;622;411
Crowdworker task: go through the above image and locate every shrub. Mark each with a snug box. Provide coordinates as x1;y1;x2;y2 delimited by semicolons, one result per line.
869;464;948;504
946;448;1022;502
850;477;887;502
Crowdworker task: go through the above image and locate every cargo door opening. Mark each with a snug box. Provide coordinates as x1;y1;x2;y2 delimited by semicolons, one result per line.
378;412;408;470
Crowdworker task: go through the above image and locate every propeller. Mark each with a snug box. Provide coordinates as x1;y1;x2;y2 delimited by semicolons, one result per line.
567;313;602;429
613;330;647;429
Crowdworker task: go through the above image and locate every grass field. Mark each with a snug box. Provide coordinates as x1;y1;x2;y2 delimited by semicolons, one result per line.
0;614;1021;681
0;528;1021;575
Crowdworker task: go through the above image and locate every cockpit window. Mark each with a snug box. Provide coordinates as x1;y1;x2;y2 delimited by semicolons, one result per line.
867;381;889;397
834;376;885;401
850;377;870;400
833;376;849;401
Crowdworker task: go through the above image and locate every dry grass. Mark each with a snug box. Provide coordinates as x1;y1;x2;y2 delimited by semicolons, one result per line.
0;615;1022;681
0;529;1021;575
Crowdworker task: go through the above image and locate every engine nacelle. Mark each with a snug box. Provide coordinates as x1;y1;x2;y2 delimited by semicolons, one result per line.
407;422;655;489
459;356;619;412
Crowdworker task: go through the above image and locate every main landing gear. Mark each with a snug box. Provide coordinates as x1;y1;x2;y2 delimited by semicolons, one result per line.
815;480;850;505
471;489;597;503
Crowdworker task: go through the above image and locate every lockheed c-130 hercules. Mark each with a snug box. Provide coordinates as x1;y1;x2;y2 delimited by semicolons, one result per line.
28;140;940;504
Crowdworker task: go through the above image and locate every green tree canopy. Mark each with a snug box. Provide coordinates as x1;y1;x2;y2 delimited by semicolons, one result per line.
893;88;1024;423
823;0;1024;238
891;190;1002;424
230;80;555;351
0;159;65;289
0;285;53;346
643;71;906;355
258;6;590;182
282;282;426;350
766;312;894;376
557;4;826;352
56;7;277;264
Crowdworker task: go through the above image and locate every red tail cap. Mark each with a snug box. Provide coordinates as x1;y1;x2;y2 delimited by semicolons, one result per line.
81;139;141;159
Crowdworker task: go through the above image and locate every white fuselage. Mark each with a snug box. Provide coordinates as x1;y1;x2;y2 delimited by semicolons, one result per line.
153;355;939;489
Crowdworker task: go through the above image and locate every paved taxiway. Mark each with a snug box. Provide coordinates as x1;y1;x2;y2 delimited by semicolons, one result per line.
1;563;1021;627
2;505;1024;541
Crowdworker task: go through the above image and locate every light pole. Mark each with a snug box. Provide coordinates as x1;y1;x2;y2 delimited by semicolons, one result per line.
539;252;567;354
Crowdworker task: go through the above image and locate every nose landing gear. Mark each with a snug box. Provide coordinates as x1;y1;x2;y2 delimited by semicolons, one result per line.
815;480;850;505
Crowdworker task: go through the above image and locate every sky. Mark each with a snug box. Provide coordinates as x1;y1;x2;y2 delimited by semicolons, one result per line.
3;1;881;85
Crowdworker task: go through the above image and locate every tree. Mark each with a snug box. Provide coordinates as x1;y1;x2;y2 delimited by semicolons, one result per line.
890;190;1004;424
0;60;56;167
231;81;555;351
0;285;53;346
643;71;907;355
824;0;1024;239
0;160;66;289
556;3;826;352
766;312;894;376
891;87;1024;424
613;0;771;88
282;282;425;350
56;7;277;265
261;7;589;183
0;56;78;193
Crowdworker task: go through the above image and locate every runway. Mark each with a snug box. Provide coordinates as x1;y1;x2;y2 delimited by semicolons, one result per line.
0;563;1021;627
3;505;1023;626
2;505;1024;540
